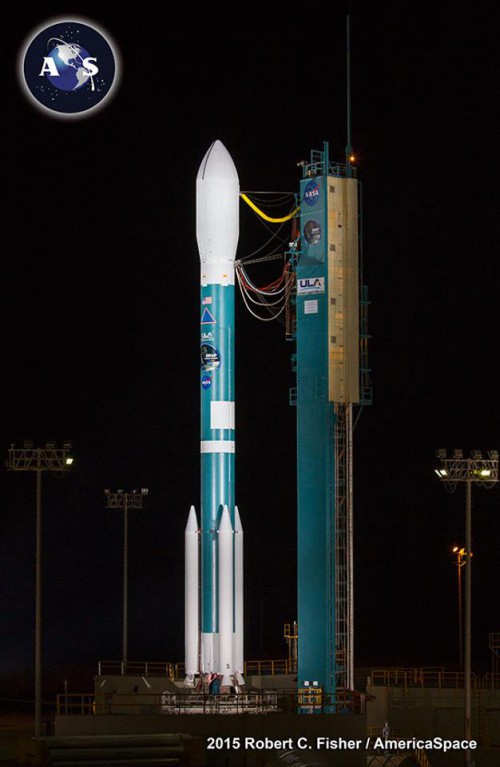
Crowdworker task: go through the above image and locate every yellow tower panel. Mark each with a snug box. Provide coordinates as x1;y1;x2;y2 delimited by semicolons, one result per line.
327;176;360;403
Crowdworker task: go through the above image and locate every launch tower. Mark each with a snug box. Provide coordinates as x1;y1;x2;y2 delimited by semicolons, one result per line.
293;141;371;705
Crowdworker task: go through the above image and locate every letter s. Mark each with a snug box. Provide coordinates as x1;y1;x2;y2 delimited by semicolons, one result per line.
83;57;99;76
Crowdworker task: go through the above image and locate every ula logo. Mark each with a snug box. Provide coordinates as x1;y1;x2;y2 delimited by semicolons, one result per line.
18;17;120;119
297;277;325;295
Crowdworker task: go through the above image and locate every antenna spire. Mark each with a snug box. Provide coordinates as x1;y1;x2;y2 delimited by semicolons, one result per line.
346;13;353;176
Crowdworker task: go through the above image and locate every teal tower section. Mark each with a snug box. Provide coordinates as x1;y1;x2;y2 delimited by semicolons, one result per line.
296;175;335;696
295;143;371;708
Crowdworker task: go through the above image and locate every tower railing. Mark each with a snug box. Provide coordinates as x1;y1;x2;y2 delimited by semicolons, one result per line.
369;667;500;689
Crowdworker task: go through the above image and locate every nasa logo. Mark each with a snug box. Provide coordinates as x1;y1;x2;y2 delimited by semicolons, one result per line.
201;375;212;390
18;17;121;119
304;180;320;206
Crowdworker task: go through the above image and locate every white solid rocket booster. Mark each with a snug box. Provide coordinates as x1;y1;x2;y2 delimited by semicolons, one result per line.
217;505;234;689
184;506;199;686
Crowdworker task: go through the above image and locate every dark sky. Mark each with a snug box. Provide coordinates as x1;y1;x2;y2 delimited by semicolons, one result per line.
2;3;500;696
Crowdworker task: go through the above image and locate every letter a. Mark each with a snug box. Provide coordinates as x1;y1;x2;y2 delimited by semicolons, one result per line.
39;57;59;76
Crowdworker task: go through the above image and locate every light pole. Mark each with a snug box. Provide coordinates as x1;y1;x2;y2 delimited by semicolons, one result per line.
6;440;74;738
435;449;498;766
104;488;148;667
451;545;470;670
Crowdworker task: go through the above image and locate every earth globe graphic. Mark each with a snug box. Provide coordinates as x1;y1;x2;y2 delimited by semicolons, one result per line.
45;38;94;91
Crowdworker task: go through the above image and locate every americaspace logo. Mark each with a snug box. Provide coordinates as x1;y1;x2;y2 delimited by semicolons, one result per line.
18;17;120;118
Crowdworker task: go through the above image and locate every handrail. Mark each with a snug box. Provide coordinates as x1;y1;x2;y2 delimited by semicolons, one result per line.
97;658;295;678
94;661;500;691
97;660;175;678
370;667;472;689
244;659;292;675
56;694;95;715
57;691;278;716
369;667;497;690
57;689;366;716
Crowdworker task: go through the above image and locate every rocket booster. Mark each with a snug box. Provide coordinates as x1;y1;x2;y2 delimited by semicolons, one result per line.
185;140;243;689
184;506;199;680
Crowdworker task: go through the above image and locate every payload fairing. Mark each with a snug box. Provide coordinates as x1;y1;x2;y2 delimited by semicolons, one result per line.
184;141;244;690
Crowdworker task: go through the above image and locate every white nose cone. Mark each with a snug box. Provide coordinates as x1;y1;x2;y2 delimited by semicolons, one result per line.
196;140;239;265
185;505;199;533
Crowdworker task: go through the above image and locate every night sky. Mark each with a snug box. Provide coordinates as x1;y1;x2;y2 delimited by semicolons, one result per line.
2;4;500;697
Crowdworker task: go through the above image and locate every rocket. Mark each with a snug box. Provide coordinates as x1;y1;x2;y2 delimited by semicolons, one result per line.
184;140;244;690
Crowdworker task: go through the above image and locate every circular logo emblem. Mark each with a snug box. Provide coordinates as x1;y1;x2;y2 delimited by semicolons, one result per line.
304;180;320;206
200;344;221;373
18;17;120;119
303;219;322;245
201;375;212;390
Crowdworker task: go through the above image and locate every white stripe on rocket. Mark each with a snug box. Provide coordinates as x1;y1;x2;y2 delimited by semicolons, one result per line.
200;441;235;453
